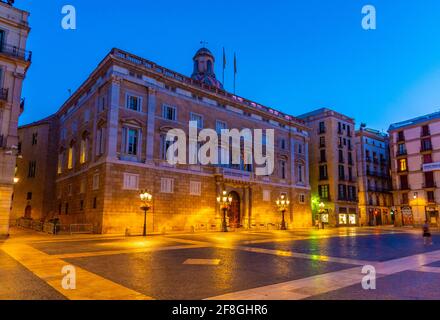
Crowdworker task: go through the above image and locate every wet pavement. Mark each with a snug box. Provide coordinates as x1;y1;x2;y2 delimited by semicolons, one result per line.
0;227;439;300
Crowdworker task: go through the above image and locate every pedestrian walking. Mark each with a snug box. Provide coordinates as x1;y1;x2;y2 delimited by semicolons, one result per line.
423;220;433;245
315;216;320;230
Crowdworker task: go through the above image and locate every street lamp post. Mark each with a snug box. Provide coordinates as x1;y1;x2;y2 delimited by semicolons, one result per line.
217;190;232;232
276;194;290;230
139;190;153;237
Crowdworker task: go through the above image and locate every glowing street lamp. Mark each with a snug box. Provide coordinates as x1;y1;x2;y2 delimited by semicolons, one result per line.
13;177;19;184
319;201;325;212
139;190;153;237
217;190;232;232
276;194;290;230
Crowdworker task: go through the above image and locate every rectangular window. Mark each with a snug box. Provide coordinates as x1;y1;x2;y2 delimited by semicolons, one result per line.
319;121;325;134
92;173;100;190
96;127;106;156
28;160;36;178
422;125;430;137
297;143;303;154
280;160;286;179
398;158;407;172
57;154;63;174
160;134;174;160
189;181;201;196
401;193;409;205
26;192;32;200
31;133;38;145
280;138;286;150
428;191;435;202
423;154;433;164
320;149;326;163
299;194;305;204
298;165;304;183
216;120;227;134
319;165;328;180
122;127;139;156
123;173;139;190
160;178;174;193
126;94;142;111
80;179;86;194
190;113;204;129
400;175;408;190
162;104;177;121
424;171;435;188
319;185;330;200
68;184;73;197
263;190;271;202
319;136;325;148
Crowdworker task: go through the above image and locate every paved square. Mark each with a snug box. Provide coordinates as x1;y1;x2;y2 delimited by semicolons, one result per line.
1;227;440;300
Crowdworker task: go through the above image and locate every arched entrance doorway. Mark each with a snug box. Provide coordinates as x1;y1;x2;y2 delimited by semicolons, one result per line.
24;205;32;219
228;191;241;228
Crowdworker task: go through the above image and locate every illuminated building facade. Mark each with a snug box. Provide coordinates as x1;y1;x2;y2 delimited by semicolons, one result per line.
0;0;31;236
298;108;359;227
389;112;440;227
13;48;312;233
355;126;393;226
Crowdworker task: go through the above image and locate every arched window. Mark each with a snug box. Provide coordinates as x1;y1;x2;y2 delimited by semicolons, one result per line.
207;60;213;73
67;140;75;170
80;132;89;164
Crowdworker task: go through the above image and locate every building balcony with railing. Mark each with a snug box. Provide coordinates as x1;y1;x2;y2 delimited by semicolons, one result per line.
0;43;32;62
423;182;436;189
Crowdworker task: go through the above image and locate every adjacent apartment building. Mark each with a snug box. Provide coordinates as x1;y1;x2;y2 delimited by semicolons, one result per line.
11;116;58;222
13;47;312;234
298;108;358;227
389;112;440;227
0;0;31;236
355;126;393;226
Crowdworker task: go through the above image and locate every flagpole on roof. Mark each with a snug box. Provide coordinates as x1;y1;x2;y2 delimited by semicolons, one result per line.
233;52;237;94
222;47;226;86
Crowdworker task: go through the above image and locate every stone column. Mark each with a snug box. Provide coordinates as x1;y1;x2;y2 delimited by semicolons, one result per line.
146;88;156;163
106;76;121;160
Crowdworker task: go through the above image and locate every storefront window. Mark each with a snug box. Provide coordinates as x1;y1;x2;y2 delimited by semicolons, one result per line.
339;214;347;225
348;214;356;225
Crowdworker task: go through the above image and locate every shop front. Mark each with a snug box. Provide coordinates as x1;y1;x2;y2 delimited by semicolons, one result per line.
426;206;439;226
401;206;414;226
338;207;357;226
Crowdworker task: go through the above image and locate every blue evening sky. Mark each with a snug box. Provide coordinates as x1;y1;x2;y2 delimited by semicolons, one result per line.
17;0;440;131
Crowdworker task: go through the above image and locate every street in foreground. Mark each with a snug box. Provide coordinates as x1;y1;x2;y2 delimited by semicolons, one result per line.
1;227;440;300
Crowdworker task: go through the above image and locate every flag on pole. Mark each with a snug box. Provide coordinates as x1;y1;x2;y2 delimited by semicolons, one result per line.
222;47;226;85
233;52;237;94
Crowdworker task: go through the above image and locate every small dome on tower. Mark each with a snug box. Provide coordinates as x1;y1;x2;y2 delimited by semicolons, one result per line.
191;47;223;89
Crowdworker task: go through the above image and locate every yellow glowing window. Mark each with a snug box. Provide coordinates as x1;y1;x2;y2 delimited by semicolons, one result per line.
399;159;407;172
67;147;74;169
80;139;87;164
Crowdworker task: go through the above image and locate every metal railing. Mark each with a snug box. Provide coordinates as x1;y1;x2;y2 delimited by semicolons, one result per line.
16;218;93;235
70;224;93;234
0;43;32;62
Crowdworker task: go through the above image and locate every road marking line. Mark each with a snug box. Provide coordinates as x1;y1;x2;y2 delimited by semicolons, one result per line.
52;244;208;259
183;259;221;265
206;250;440;300
1;243;153;300
413;266;440;274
